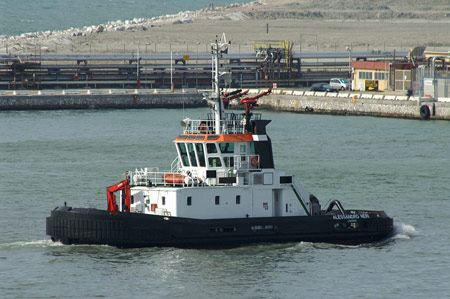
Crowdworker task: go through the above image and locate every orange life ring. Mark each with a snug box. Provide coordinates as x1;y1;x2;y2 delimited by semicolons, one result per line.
164;173;185;184
250;156;259;167
198;123;208;134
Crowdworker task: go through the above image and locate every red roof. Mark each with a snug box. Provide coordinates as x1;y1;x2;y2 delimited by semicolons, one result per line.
351;61;390;70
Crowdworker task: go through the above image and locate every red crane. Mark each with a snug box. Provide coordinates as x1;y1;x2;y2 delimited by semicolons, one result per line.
107;180;131;213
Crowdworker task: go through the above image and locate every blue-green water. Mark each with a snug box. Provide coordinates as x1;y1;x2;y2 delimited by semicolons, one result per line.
1;108;449;298
1;0;248;37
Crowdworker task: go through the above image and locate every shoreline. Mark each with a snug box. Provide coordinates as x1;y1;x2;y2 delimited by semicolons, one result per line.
3;0;450;55
0;1;259;54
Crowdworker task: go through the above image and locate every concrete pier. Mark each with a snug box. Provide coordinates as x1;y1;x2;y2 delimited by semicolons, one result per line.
255;90;450;120
2;88;450;121
0;89;206;110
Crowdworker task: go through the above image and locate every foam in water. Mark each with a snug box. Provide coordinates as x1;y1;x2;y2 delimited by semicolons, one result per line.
393;223;417;240
0;240;63;250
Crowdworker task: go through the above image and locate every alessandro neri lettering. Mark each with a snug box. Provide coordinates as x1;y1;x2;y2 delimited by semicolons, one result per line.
333;214;370;220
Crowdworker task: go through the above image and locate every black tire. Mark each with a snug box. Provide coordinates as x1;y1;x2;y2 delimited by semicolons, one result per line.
420;105;431;120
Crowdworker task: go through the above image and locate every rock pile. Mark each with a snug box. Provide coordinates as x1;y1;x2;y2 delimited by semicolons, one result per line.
0;1;262;54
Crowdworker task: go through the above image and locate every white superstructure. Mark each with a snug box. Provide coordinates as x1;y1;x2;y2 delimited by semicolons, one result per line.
115;34;313;220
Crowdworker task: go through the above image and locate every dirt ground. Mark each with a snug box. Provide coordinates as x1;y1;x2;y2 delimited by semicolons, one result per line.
10;0;450;54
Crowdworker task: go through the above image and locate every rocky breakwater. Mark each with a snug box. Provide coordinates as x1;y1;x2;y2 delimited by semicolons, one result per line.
0;1;260;54
237;89;450;120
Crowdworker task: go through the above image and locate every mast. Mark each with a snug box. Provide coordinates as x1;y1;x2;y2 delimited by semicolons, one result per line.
211;33;228;134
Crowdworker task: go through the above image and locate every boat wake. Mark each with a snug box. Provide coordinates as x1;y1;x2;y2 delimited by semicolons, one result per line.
392;222;417;240
0;239;63;250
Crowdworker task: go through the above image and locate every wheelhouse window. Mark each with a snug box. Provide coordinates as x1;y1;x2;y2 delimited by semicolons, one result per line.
208;157;222;167
195;143;206;167
207;143;218;154
223;156;234;167
219;142;234;153
177;143;190;166
187;143;198;167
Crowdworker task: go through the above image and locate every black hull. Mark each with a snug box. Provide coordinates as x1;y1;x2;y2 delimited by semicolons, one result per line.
46;206;394;248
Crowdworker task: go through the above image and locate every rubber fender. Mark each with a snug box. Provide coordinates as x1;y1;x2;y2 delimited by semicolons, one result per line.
420;105;430;120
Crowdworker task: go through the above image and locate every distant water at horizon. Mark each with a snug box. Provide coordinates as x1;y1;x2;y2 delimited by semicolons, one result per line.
0;0;251;37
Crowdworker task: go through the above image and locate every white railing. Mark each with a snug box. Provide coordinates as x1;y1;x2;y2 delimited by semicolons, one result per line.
171;156;181;173
129;168;203;187
233;154;260;171
182;119;246;135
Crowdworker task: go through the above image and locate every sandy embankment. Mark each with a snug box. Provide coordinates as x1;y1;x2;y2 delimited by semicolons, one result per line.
1;0;450;55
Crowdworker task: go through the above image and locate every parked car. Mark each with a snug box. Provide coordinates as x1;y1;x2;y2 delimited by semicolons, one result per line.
330;78;349;90
310;83;339;92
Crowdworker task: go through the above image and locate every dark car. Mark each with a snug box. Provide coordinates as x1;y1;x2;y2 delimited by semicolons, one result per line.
310;83;339;92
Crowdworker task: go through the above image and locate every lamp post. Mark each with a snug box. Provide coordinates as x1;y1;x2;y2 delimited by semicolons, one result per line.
137;48;141;89
170;44;174;92
145;42;150;65
196;42;200;88
346;46;352;90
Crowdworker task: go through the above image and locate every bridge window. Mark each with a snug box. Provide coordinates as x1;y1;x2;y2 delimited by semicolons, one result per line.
250;142;255;154
219;142;234;153
177;143;190;166
208;157;222;167
195;143;205;167
223;156;234;167
187;143;198;167
207;143;218;154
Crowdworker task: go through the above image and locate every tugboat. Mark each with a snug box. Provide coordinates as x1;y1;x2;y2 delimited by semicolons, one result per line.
46;36;394;248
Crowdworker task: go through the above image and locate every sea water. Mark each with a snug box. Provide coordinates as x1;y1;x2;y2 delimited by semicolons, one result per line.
0;108;449;298
0;0;249;37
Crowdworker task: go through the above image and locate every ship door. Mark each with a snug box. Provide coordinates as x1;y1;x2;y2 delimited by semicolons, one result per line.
273;189;282;217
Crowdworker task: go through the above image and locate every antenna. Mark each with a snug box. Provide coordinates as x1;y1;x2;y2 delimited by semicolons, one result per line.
210;33;229;134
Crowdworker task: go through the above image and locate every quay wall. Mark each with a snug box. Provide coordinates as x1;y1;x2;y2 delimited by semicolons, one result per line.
254;91;450;120
0;92;206;110
2;88;450;121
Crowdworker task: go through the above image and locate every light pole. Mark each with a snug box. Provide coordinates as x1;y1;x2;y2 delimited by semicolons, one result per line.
196;42;200;88
137;48;141;89
145;42;150;64
346;46;352;90
170;44;173;92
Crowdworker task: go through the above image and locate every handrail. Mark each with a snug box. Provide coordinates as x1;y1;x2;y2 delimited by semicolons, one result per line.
170;156;181;173
233;154;260;171
130;168;203;188
182;119;246;135
291;182;311;216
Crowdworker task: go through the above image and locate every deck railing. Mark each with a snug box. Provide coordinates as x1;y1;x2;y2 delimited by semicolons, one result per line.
182;119;246;135
233;154;260;171
130;168;203;188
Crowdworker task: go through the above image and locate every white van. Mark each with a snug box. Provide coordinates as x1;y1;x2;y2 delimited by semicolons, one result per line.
330;78;349;90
